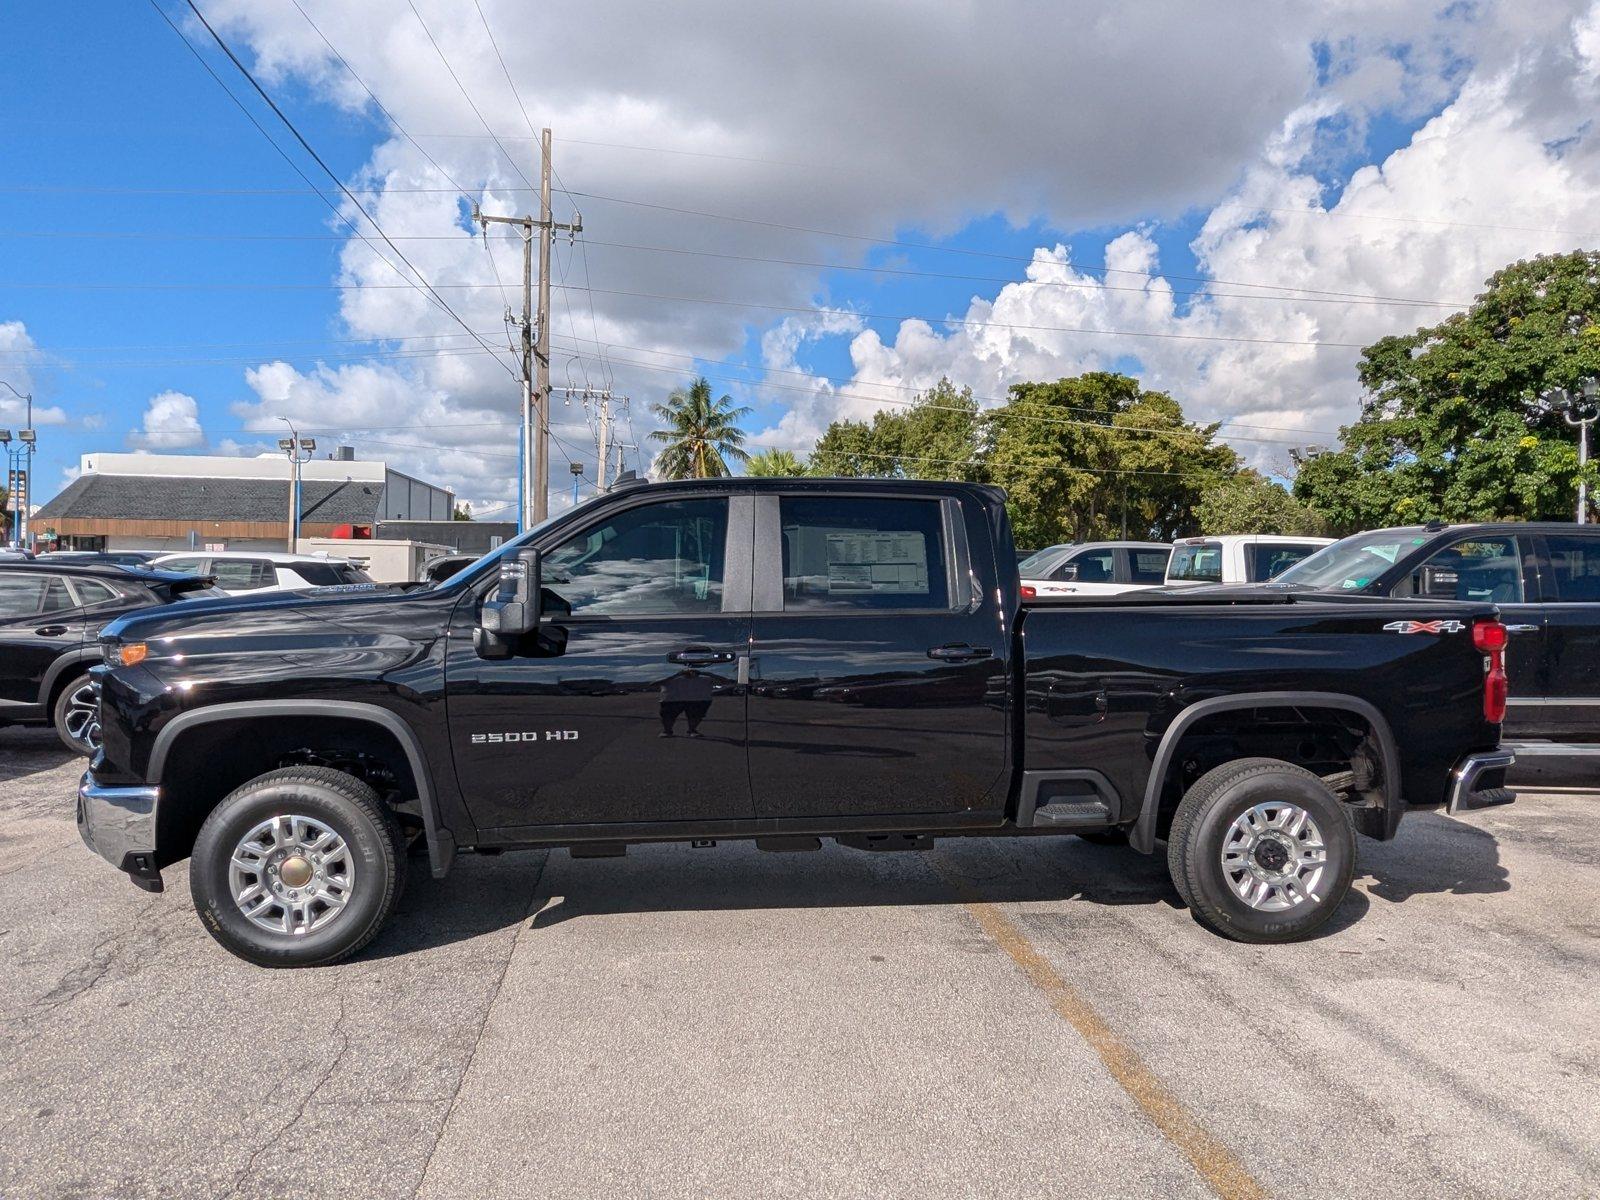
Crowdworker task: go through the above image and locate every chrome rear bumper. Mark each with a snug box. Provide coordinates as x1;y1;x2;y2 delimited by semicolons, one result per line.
77;772;164;892
1446;749;1516;815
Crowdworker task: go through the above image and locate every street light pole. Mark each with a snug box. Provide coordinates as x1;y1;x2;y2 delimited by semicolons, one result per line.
1562;379;1600;524
0;381;34;549
276;418;316;552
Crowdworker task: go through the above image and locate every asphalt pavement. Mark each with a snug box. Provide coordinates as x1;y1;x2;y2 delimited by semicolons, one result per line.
2;726;1597;1199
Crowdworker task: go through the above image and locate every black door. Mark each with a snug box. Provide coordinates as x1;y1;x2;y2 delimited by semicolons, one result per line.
1392;532;1544;737
745;493;1010;822
1530;531;1600;742
444;494;753;834
0;572;84;713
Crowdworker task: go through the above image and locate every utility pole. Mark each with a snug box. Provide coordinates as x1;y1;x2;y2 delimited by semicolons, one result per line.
277;418;315;552
474;128;581;530
555;387;630;493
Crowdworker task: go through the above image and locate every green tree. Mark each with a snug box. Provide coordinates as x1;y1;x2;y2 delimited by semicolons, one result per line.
451;502;473;521
1293;251;1600;533
809;378;984;479
985;373;1236;545
745;448;809;477
1195;470;1327;535
648;377;753;479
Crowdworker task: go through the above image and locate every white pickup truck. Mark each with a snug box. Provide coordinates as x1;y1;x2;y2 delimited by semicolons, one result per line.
1018;541;1171;598
1164;535;1333;587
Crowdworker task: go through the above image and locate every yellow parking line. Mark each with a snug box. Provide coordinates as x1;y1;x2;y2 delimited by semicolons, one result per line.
935;863;1269;1200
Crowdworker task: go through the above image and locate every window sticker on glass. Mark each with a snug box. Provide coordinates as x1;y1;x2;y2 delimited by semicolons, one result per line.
824;531;928;595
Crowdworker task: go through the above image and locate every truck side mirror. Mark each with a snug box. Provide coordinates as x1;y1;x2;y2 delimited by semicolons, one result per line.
476;548;541;658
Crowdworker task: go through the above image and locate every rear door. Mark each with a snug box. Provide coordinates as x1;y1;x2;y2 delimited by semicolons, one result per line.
1530;531;1600;742
444;492;753;833
0;572;82;709
1391;532;1544;737
1120;546;1170;589
745;492;1010;822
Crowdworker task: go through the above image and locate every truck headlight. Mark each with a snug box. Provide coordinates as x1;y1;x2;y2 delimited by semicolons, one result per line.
104;642;149;667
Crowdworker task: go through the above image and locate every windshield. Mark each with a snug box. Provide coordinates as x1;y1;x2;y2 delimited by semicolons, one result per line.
1017;545;1071;577
1272;529;1431;591
1167;542;1222;582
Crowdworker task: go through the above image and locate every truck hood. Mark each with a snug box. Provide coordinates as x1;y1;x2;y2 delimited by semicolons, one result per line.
100;581;432;647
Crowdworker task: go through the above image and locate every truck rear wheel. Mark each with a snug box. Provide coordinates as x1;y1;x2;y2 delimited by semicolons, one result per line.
189;767;405;968
1166;757;1355;943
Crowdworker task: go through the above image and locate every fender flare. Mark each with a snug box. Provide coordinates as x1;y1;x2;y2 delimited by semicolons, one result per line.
39;649;101;710
149;700;456;877
1130;690;1402;854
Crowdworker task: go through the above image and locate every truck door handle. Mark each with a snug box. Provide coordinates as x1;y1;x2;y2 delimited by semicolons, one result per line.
34;625;69;637
927;643;992;661
668;647;736;666
1505;624;1540;634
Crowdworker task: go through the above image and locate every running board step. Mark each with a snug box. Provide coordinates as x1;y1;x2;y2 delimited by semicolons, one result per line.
1030;798;1112;828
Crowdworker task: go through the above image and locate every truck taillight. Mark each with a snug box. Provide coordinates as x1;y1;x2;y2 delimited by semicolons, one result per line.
1473;619;1508;723
1021;584;1037;600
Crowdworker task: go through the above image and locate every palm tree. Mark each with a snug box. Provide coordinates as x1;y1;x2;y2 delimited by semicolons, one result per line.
648;377;753;479
745;448;808;477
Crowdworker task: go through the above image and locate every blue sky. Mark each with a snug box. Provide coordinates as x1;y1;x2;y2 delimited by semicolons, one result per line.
3;1;1596;514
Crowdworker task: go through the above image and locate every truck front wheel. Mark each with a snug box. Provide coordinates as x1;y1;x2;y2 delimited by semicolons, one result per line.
189;767;406;968
1166;758;1355;943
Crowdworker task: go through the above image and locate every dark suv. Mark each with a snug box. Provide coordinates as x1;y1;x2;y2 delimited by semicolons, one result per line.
0;562;220;753
1274;522;1600;752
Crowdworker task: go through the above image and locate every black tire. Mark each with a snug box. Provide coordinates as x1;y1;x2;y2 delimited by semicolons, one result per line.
189;767;406;968
1166;757;1356;943
51;671;99;756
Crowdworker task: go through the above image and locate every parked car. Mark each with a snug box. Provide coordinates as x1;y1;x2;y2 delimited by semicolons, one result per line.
1018;541;1171;598
149;550;373;594
1165;534;1334;587
1273;522;1600;756
420;552;478;584
37;550;160;567
80;478;1513;967
0;562;222;753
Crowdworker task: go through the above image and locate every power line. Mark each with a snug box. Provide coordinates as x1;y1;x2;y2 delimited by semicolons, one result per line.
164;0;518;380
406;0;535;193
0;227;1471;309
284;0;475;204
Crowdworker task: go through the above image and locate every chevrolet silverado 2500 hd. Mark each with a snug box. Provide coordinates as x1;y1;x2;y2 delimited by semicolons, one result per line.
78;478;1515;966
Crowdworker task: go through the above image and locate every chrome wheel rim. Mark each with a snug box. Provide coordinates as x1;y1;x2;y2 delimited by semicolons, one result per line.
1220;801;1329;912
63;681;100;751
228;815;355;936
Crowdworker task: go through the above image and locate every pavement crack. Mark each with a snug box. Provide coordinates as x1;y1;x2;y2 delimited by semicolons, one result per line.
226;994;352;1199
410;851;550;1200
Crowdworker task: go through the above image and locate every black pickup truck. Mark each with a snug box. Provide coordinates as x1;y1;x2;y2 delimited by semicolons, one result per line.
78;478;1515;966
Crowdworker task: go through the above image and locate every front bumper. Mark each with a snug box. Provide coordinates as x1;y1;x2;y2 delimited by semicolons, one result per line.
1445;749;1517;815
77;771;164;892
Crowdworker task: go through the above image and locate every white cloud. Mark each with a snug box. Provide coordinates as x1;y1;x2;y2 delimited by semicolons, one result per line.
174;0;1600;497
130;391;206;450
0;321;70;428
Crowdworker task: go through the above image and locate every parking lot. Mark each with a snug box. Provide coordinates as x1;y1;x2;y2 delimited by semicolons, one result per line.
1;728;1596;1199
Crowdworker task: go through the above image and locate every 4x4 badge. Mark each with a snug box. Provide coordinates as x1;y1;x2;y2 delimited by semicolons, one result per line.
1382;619;1466;634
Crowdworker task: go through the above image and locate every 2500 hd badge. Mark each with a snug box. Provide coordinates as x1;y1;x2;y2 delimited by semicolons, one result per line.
470;730;579;744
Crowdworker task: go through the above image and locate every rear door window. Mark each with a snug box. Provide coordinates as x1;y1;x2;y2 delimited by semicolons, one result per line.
1057;547;1114;583
1168;542;1222;582
210;559;276;591
41;576;77;614
1249;543;1321;582
779;496;949;610
1126;548;1170;584
1541;533;1600;601
1401;536;1524;603
68;578;120;608
157;556;206;576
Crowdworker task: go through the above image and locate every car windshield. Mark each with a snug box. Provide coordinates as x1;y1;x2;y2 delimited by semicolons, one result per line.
1273;529;1431;591
1017;545;1070;577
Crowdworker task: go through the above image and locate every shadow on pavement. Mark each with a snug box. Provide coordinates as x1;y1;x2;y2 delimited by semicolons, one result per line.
1356;812;1509;903
0;728;78;782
